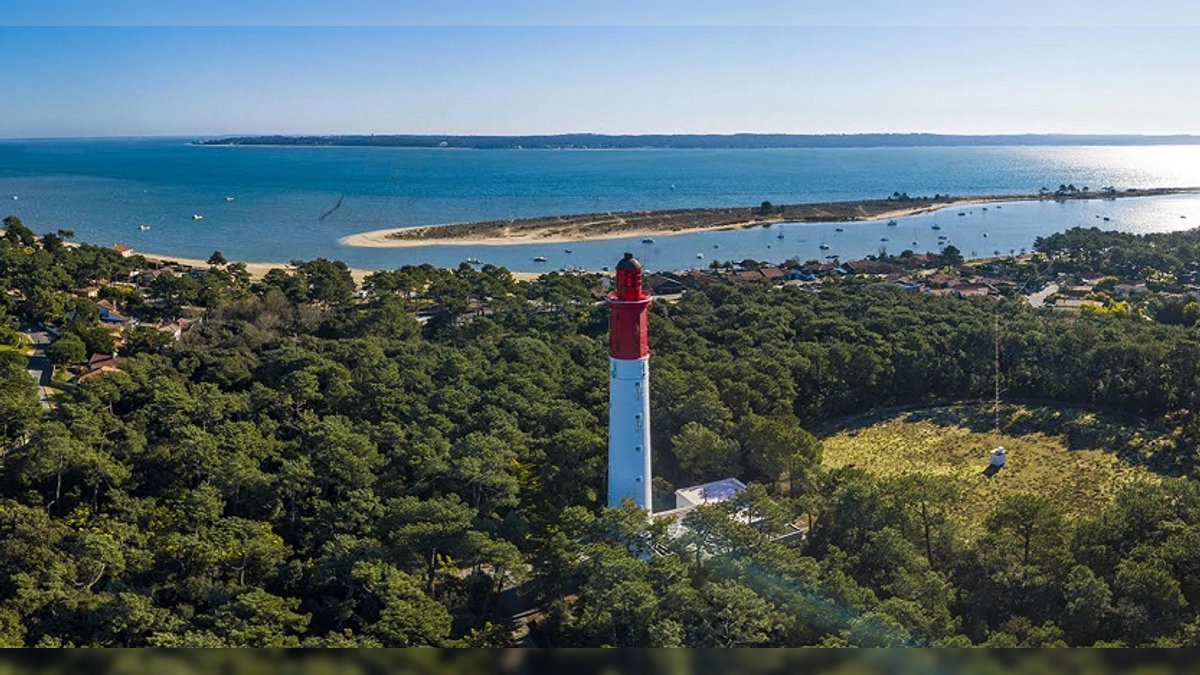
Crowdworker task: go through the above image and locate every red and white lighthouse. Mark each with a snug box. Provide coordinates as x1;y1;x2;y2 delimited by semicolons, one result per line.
606;252;654;509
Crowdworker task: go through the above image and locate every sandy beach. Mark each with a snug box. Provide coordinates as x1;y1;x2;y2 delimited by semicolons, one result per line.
340;188;1200;249
136;251;544;283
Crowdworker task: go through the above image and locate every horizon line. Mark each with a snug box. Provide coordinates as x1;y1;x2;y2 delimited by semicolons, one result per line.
6;131;1200;142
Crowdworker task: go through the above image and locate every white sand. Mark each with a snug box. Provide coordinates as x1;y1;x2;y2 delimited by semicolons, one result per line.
136;251;545;283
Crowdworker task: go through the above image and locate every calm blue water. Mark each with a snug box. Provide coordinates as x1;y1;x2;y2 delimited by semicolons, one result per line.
2;138;1200;273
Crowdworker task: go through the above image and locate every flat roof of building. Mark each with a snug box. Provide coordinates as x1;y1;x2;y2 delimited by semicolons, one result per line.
676;477;747;505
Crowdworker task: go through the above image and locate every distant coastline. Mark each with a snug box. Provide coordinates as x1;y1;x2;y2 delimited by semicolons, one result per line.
194;133;1200;150
341;187;1200;249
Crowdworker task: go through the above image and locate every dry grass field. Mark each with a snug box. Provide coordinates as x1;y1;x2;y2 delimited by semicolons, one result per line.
819;403;1169;532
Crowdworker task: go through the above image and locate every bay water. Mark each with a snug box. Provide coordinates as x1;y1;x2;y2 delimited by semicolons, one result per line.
2;138;1200;273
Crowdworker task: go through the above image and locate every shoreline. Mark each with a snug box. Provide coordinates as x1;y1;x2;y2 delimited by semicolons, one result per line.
340;188;1200;249
134;251;544;283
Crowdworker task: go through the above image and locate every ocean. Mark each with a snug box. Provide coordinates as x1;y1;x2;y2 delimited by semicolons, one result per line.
2;138;1200;273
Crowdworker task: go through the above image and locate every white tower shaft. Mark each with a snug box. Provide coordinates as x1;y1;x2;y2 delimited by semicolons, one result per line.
607;355;652;508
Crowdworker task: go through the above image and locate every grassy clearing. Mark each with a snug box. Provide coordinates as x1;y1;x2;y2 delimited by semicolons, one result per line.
819;403;1166;531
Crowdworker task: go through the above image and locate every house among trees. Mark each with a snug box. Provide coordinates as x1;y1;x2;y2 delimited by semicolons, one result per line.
1113;282;1149;297
758;266;786;282
732;269;768;283
952;282;1000;298
839;258;899;275
73;353;125;385
644;273;687;295
1061;285;1096;300
96;299;133;325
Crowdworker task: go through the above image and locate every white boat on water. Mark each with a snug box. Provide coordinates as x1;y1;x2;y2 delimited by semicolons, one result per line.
533;256;547;262
225;196;235;202
193;214;204;220
138;225;151;231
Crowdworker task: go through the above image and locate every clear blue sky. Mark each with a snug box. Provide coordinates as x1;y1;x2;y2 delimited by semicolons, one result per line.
2;3;1199;137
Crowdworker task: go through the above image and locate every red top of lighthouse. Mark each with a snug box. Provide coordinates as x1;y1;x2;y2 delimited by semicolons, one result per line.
606;253;653;359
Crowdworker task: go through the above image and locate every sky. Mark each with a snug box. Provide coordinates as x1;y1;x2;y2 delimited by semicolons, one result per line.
2;2;1199;138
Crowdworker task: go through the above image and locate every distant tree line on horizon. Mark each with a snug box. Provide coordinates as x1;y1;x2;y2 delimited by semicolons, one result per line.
193;133;1200;150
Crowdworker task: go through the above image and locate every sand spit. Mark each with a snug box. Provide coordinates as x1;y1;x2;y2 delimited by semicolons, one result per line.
341;188;1200;249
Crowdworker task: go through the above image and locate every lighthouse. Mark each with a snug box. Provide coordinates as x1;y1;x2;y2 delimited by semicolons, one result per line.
606;252;654;509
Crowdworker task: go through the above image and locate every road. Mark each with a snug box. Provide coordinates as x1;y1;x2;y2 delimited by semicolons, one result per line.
1025;282;1059;308
19;323;54;409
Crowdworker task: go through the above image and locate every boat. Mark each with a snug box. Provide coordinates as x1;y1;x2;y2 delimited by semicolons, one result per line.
819;243;831;250
696;253;704;259
911;241;919;246
641;238;655;244
931;224;941;230
464;257;482;264
880;237;889;242
887;220;897;227
835;227;844;232
983;233;989;238
1103;217;1110;222
777;233;784;239
10;195;16;200
958;212;966;216
138;225;151;231
225;196;235;202
192;214;203;220
533;256;547;262
564;249;572;253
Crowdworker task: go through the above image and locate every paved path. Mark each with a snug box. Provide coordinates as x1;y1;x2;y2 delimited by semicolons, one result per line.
1025;282;1059;308
19;323;54;409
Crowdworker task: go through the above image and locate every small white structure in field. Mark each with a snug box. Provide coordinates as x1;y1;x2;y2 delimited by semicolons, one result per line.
990;446;1007;467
